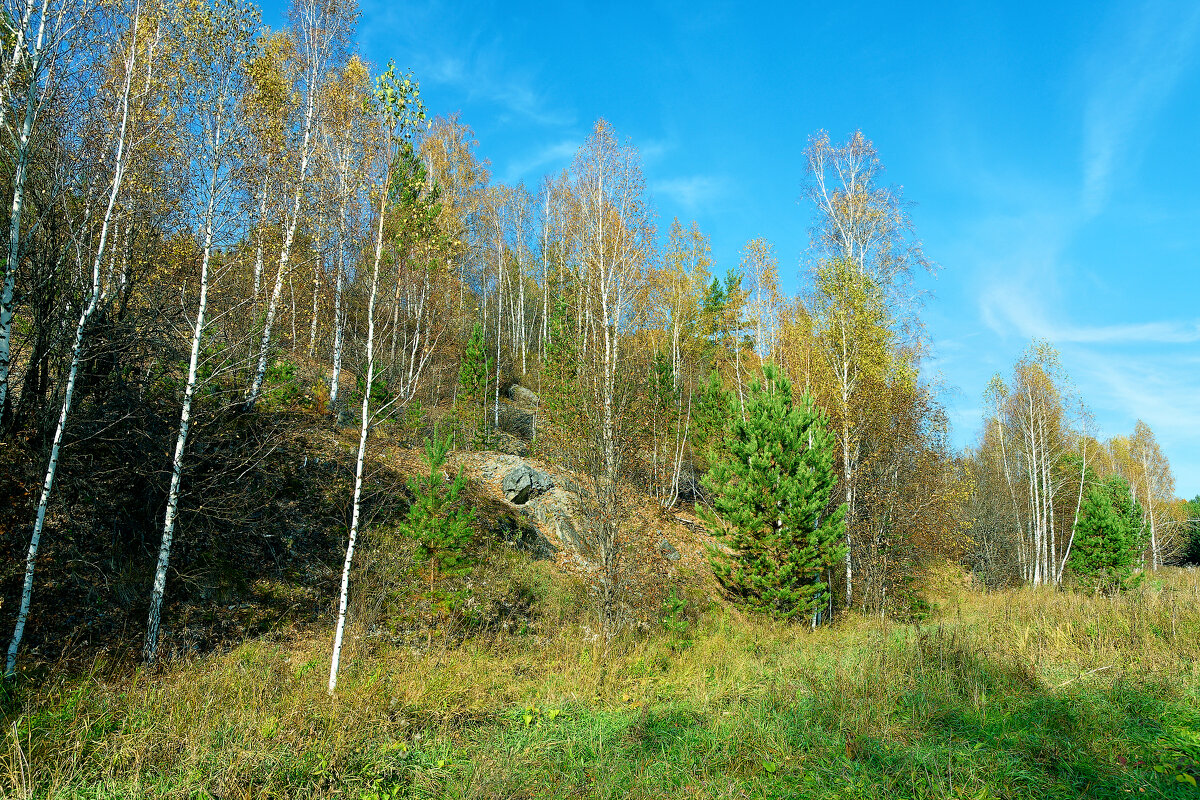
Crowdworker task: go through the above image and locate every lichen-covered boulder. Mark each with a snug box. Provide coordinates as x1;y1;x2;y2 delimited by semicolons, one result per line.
507;384;540;407
501;464;553;504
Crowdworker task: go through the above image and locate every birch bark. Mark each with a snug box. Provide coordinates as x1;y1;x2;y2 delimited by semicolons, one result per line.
145;125;221;662
247;0;346;407
329;161;385;694
329;63;424;694
7;0;144;677
143;0;255;661
0;0;78;418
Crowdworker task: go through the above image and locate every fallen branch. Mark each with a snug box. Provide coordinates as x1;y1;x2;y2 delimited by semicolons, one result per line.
1057;664;1113;688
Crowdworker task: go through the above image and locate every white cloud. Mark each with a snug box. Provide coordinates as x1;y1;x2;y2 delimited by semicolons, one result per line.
651;175;726;212
1080;5;1200;215
359;0;574;128
502;139;581;183
1077;351;1200;435
637;137;673;165
1070;349;1200;493
418;48;575;127
975;283;1200;491
983;284;1200;345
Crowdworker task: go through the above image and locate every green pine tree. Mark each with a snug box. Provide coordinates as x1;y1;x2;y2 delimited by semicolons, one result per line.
700;364;847;620
1067;475;1147;594
539;296;581;456
651;348;677;414
1183;495;1200;565
400;426;477;637
691;370;733;472
456;321;491;448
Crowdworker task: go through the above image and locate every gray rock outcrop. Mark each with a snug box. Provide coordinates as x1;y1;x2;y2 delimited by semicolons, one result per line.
657;539;681;562
496;404;535;440
524;488;588;556
507;384;540;407
501;464;553;504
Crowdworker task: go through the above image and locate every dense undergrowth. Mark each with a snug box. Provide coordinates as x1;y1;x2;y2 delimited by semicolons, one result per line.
3;562;1199;799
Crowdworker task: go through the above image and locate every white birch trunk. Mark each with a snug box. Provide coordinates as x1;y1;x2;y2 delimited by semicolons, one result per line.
0;104;35;417
1058;446;1088;583
247;50;320;407
541;190;550;355
665;390;691;508
329;154;389;696
307;228;321;357
1039;413;1056;584
518;259;526;375
671;320;681;393
6;281;99;677
843;420;853;608
251;179;267;298
328;168;348;409
994;407;1026;580
1032;419;1045;585
0;0;58;417
1142;454;1158;569
5;3;139;674
144;117;222;662
493;225;503;429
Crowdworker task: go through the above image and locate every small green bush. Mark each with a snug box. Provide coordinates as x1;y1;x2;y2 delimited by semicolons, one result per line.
660;589;694;652
260;359;304;409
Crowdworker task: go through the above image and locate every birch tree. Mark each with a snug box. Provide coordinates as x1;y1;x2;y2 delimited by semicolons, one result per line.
419;113;490;320
808;256;890;606
567;119;653;634
1125;421;1175;569
329;62;423;695
980;342;1086;587
317;55;369;410
1007;345;1075;586
645;219;709;507
802;130;933;609
485;182;512;430
240;30;294;322
0;0;88;420
1055;408;1101;583
6;0;158;678
660;218;710;390
804;130;931;302
246;0;353;407
382;139;445;401
143;0;257;663
740;237;781;362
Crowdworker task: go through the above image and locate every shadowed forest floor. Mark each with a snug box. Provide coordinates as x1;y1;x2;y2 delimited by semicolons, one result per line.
3;565;1199;799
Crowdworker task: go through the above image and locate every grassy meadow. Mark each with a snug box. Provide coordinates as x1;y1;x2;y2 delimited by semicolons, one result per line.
3;565;1199;799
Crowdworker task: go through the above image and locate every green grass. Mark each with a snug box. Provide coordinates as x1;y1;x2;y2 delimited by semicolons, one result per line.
4;566;1199;799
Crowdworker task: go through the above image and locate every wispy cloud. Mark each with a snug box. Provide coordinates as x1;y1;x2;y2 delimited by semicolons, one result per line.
418;50;575;128
651;175;726;212
977;281;1200;490
359;0;574;129
637;137;673;165
1076;350;1200;437
966;206;1074;338
502;139;581;183
1049;320;1200;345
983;284;1200;345
1081;4;1200;215
1071;348;1200;492
932;3;1200;489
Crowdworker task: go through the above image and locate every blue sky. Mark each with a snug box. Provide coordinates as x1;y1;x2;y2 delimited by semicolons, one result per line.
264;0;1200;496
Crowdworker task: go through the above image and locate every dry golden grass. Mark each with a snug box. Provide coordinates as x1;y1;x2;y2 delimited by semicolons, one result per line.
4;566;1199;799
